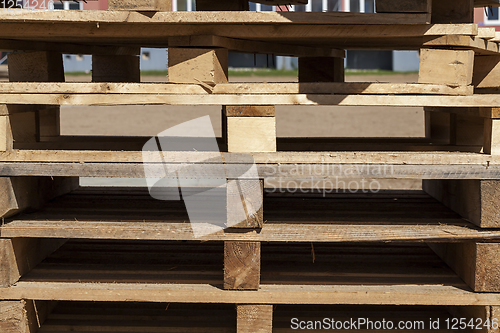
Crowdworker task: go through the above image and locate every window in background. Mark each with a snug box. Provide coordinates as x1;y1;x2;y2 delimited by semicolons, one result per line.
485;7;500;25
51;1;82;10
328;0;340;11
346;0;375;13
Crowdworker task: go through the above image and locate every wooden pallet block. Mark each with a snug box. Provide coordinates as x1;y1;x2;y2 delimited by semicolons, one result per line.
0;300;55;333
168;48;228;84
168;35;345;59
237;304;272;333
8;51;63;141
423;180;500;228
92;55;140;83
432;0;475;23
448;306;500;333
418;48;474;86
108;0;171;11
424;107;500;154
1;51;79;218
429;242;500;292
474;55;500;94
224;241;261;290
299;57;345;83
0;238;66;287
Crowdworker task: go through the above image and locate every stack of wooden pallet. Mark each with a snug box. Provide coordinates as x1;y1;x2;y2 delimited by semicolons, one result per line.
2;0;500;332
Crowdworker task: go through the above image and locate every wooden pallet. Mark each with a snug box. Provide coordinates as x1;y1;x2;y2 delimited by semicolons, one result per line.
0;240;498;301
1;2;500;332
2;301;491;333
2;187;500;242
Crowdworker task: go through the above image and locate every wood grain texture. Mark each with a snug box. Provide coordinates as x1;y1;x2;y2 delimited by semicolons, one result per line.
227;117;276;153
108;0;171;11
423;180;500;228
423;35;500;56
224;241;260;290
0;300;55;333
299;57;345;83
8;51;64;83
418;49;474;86
0;10;433;25
9;93;500;107
0;301;32;333
5;281;500;305
0;238;66;287
376;0;431;12
0;82;473;96
0;115;13;151
224;106;275;117
428;242;500;292
227;179;263;228
484;118;500;155
92;55;140;83
237;305;272;333
168;48;228;84
432;0;474;23
5;188;500;242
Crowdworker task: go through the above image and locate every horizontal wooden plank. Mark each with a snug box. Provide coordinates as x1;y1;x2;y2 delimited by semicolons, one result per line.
0;39;140;56
0;10;432;25
168;35;345;58
4;220;500;242
478;27;497;39
424;35;500;56
1;162;499;179
1;150;500;164
0;25;478;52
475;0;500;6
2;189;499;241
4;93;500;107
0;82;473;96
1;282;500;305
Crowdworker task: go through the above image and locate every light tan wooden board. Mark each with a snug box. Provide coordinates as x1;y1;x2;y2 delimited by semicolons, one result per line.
5;94;500;107
0;18;477;52
1;150;499;164
3;281;500;305
0;10;432;24
0;82;473;96
424;35;500;56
